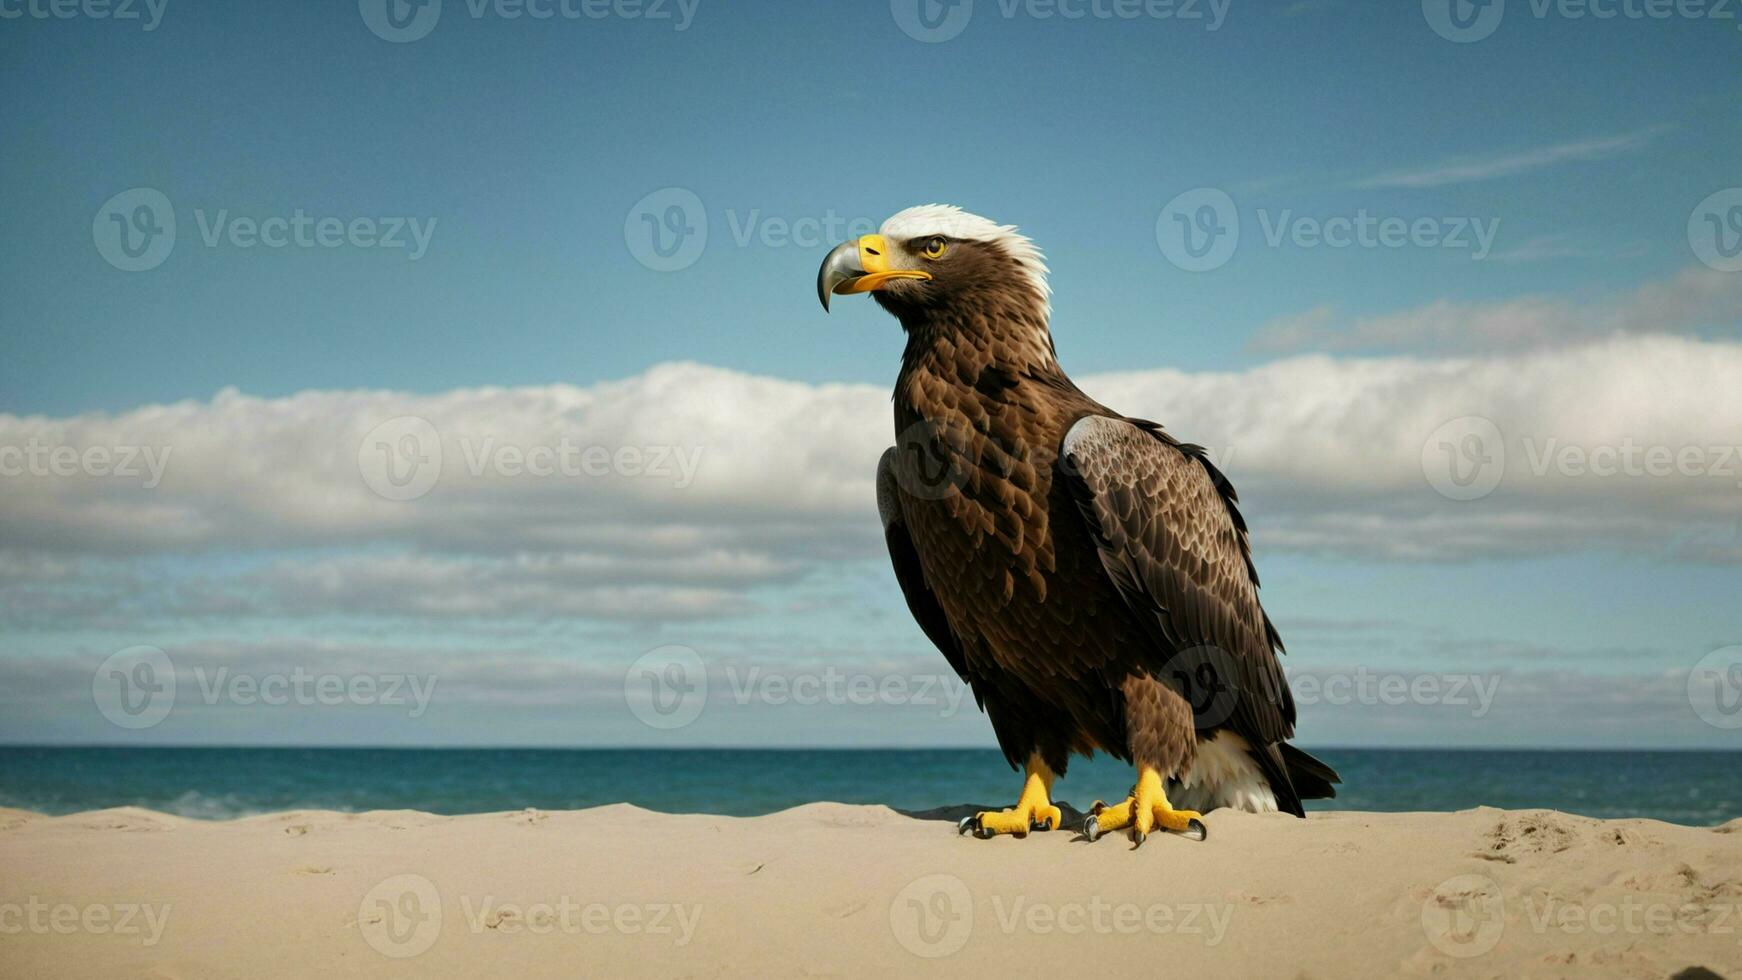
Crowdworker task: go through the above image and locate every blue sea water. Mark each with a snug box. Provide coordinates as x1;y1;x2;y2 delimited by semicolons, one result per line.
1;747;1738;827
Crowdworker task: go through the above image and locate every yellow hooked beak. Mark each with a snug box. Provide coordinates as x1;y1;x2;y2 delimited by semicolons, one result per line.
816;234;933;311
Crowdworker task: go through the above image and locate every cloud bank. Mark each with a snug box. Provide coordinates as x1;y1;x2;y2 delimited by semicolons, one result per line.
6;338;1740;586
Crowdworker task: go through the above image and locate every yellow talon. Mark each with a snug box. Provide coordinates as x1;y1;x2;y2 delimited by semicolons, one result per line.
1083;766;1206;845
961;755;1063;839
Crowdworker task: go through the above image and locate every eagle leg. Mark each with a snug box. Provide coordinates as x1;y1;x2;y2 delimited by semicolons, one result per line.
1081;766;1206;846
958;754;1063;839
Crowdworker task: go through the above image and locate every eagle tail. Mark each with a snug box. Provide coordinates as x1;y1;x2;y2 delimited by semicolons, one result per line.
1279;742;1340;802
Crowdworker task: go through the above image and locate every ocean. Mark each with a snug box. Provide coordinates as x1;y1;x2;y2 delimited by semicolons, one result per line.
2;747;1738;826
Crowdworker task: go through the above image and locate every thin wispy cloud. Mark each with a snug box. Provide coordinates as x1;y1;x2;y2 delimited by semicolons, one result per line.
1353;128;1663;189
1248;265;1742;354
1488;233;1650;264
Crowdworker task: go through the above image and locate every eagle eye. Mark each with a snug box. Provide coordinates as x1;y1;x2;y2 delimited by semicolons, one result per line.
920;237;947;259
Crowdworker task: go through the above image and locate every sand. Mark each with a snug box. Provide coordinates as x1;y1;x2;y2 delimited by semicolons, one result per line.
2;802;1739;978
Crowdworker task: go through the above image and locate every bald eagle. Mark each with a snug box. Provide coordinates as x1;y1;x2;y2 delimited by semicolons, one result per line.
818;205;1337;844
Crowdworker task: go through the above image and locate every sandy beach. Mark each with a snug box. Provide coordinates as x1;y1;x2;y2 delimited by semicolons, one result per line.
3;802;1739;978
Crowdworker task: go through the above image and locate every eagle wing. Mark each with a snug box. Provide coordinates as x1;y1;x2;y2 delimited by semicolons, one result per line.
876;447;974;690
1057;415;1296;753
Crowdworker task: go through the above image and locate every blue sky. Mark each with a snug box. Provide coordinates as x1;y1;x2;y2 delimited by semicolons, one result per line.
4;0;1738;411
2;0;1741;748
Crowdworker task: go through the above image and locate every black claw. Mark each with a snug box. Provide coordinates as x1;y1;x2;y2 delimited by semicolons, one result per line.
1083;815;1102;842
1185;818;1208;841
1131;828;1147;849
959;814;998;839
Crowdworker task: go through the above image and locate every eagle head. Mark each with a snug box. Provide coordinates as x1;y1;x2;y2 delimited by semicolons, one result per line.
817;205;1051;331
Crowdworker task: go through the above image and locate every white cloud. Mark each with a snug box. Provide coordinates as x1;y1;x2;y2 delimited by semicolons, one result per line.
1087;333;1742;559
0;362;889;560
4;334;1742;590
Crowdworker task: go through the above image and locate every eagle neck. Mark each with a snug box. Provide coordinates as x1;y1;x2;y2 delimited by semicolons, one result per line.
895;305;1061;418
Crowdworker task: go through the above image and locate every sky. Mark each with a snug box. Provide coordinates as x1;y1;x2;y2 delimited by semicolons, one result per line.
1;0;1740;749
